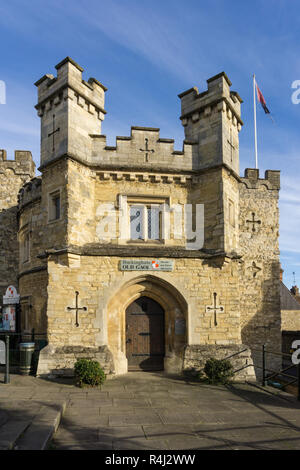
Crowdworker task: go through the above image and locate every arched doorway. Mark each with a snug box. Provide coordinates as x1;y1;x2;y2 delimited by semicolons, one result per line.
106;274;188;375
126;296;165;371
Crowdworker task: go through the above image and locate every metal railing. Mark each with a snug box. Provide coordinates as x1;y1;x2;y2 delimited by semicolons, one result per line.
0;330;47;384
255;345;300;400
222;348;250;375
224;345;300;401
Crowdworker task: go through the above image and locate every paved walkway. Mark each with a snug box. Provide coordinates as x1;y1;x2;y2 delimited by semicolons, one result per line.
1;371;300;450
52;372;300;450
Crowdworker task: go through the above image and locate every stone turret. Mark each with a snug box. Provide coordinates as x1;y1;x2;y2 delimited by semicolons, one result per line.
178;72;243;175
35;57;107;168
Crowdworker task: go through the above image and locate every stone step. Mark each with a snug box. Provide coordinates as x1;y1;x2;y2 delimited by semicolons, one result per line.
0;419;31;450
13;401;67;450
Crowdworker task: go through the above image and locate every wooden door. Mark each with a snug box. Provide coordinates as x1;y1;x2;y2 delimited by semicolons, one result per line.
126;296;165;371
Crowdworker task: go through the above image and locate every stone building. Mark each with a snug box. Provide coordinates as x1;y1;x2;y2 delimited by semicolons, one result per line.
290;285;300;305
280;271;300;357
1;57;282;378
0;150;35;301
281;283;300;332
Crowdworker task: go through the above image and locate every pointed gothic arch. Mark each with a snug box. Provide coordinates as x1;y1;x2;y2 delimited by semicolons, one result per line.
106;275;188;374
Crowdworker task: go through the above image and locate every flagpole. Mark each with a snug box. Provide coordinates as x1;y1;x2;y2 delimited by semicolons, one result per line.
253;74;258;169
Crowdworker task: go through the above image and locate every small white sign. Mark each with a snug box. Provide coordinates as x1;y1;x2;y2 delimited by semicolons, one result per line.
0;340;5;364
3;285;20;305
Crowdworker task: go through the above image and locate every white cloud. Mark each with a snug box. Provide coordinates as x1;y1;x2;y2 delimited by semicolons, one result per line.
0;120;38;137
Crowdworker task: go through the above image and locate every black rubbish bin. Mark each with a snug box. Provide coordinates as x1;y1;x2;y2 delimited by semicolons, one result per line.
19;342;35;375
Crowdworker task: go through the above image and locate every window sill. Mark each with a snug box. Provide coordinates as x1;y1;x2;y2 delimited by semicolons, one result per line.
48;218;61;224
126;239;164;245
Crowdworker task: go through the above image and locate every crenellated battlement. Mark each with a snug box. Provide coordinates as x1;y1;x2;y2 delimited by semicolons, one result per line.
90;126;198;171
240;168;280;190
0;149;35;176
178;72;243;175
179;72;243;131
18;176;42;210
35;57;106;119
35;57;107;166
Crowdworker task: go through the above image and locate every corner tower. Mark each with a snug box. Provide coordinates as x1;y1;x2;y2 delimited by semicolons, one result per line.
179;72;243;174
35;57;107;167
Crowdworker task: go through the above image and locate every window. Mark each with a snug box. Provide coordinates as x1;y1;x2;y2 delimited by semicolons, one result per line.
118;195;169;243
130;204;162;241
22;232;30;263
228;200;235;227
49;190;61;221
20;297;31;332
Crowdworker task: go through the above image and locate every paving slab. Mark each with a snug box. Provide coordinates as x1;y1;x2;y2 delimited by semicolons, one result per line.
112;398;150;408
113;438;168;450
51;439;114;450
62;412;109;426
166;435;231;450
99;425;146;439
99;406;142;415
52;424;99;441
108;411;163;427
108;392;136;399
143;424;197;440
156;409;204;425
69;398;113;407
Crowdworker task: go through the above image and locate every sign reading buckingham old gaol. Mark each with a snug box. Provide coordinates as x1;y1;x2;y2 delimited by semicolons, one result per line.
120;260;174;271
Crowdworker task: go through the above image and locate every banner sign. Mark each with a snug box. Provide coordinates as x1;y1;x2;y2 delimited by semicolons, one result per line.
120;259;174;272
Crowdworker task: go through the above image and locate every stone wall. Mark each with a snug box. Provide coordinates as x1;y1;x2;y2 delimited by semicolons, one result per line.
33;252;244;376
18;268;48;333
183;344;256;381
239;168;281;373
37;344;114;378
18;160;68;278
281;310;300;331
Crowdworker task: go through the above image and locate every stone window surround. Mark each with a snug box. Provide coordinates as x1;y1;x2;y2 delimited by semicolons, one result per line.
228;198;235;228
19;226;31;264
118;194;170;245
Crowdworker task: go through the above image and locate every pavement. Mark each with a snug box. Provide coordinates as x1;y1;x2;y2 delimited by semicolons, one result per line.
1;371;300;450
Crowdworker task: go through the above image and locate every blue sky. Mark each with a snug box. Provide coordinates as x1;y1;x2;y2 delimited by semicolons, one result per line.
0;0;299;288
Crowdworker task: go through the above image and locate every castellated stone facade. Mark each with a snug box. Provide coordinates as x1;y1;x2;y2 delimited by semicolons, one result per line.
1;57;282;379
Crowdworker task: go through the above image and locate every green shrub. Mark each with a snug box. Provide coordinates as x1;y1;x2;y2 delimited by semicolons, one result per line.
74;358;106;388
203;358;234;385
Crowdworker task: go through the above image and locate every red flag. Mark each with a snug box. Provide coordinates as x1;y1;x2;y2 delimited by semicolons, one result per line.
256;83;270;114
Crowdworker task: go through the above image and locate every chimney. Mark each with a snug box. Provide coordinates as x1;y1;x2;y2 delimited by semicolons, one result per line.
280;265;284;282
